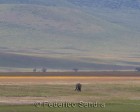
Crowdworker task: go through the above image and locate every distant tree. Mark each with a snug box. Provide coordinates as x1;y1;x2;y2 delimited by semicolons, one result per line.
33;68;36;72
42;67;47;72
73;68;79;72
135;67;140;71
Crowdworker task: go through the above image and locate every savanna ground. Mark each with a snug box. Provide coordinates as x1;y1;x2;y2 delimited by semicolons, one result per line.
0;72;140;112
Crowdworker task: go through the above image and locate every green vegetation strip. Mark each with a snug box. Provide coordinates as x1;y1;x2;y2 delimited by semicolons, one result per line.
0;102;140;112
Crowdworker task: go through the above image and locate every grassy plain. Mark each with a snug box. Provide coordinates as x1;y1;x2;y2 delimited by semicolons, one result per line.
0;72;140;112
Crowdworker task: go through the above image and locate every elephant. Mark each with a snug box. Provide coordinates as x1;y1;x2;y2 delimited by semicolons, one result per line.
75;83;82;92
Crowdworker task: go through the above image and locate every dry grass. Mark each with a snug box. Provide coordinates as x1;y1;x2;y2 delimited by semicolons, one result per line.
0;72;140;105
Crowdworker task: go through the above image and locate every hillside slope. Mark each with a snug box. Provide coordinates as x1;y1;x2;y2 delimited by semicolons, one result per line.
0;0;140;70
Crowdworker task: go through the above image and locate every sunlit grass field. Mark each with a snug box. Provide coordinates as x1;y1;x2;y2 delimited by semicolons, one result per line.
0;103;140;112
0;72;140;112
0;83;140;112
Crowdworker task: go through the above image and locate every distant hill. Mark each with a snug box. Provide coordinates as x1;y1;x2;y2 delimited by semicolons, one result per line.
0;0;140;71
68;0;140;9
1;0;140;9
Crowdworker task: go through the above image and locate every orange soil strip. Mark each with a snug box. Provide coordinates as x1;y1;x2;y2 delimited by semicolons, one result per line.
0;76;140;81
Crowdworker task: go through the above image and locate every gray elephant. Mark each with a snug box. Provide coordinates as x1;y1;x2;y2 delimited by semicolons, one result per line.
75;83;82;92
